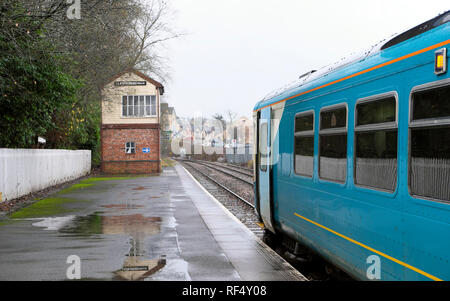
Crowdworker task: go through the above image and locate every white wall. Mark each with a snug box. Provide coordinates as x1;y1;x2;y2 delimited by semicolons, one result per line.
0;149;91;202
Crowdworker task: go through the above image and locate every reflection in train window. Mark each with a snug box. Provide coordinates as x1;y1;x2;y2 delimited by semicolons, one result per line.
319;106;347;182
294;112;314;177
412;85;450;120
356;97;396;126
355;96;398;191
410;84;450;202
320;107;347;130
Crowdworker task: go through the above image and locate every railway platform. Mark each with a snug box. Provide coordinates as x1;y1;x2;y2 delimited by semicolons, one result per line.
0;162;306;281
173;164;306;281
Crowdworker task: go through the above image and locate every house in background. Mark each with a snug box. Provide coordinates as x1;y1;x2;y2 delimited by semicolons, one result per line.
101;69;164;174
160;102;177;156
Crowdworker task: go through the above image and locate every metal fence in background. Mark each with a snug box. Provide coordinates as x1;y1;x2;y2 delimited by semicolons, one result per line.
225;145;253;165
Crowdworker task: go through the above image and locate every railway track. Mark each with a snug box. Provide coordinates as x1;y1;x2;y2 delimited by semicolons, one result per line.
176;159;263;237
205;161;253;177
188;160;253;185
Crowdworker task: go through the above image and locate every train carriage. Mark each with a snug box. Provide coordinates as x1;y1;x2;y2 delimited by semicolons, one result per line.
253;11;450;281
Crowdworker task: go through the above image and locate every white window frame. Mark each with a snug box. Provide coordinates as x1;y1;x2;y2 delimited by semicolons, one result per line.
318;103;348;183
408;78;450;204
122;95;157;117
125;142;136;154
293;110;315;178
354;91;399;192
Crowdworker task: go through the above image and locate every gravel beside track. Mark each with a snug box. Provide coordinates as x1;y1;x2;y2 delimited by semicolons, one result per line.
177;159;263;238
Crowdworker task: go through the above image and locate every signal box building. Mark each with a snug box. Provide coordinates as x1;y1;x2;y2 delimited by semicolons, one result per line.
101;69;164;174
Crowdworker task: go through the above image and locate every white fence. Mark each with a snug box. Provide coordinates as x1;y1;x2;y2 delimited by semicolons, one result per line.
0;149;91;202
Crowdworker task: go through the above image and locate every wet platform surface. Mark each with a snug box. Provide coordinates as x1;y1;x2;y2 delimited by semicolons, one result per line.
0;164;306;281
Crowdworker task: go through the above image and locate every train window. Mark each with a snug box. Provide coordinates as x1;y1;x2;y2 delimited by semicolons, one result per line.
320;107;347;130
410;83;450;202
319;106;347;182
355;95;398;191
295;114;314;132
356;97;396;126
294;112;314;177
411;85;450;121
259;122;268;172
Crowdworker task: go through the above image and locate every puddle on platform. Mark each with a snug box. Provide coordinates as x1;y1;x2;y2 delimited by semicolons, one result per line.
27;194;178;280
114;256;166;281
57;213;161;236
101;204;144;210
102;215;161;235
114;231;166;281
132;186;148;191
31;216;76;231
54;212;167;280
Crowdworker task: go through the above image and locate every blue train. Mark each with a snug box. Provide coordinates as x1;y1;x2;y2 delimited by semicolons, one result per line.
253;11;450;281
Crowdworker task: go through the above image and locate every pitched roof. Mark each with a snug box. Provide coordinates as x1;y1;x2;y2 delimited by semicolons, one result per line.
104;68;164;95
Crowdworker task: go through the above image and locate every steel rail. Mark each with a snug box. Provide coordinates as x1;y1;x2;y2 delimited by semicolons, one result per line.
202;161;253;177
179;160;255;208
189;160;253;185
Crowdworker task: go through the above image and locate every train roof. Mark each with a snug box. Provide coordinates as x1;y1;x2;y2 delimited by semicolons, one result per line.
254;10;450;112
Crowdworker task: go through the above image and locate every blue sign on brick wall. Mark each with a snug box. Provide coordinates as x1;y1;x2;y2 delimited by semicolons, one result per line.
142;147;150;154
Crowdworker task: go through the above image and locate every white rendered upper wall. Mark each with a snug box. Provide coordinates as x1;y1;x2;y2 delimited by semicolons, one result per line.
102;72;161;124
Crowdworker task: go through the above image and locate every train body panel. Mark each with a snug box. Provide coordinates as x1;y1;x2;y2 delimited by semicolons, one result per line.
254;18;450;281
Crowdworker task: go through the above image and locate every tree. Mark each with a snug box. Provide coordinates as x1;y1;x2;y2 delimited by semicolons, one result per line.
0;0;180;166
226;110;237;125
0;1;81;147
213;113;226;127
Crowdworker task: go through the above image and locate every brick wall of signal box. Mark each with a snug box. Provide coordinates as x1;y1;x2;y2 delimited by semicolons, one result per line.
101;127;161;174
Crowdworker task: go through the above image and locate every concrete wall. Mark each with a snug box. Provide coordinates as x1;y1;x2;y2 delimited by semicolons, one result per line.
0;149;91;202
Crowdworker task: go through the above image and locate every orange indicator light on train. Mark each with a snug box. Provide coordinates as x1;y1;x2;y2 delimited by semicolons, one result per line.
435;48;447;75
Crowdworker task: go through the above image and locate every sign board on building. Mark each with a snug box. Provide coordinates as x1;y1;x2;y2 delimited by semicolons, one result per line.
114;81;147;87
142;148;150;154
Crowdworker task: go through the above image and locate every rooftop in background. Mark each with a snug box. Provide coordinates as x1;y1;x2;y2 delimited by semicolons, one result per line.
104;68;165;95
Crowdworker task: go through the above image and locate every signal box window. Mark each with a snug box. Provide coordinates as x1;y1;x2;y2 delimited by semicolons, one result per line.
122;95;157;117
294;112;314;177
125;142;136;154
410;83;450;202
319;106;347;182
355;96;397;191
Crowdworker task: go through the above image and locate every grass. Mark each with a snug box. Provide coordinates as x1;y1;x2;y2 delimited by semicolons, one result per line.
79;175;147;184
57;175;146;195
10;197;86;219
58;183;94;194
10;174;148;219
161;158;176;168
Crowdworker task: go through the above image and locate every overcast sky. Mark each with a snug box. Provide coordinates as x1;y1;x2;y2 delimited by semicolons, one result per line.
163;0;448;119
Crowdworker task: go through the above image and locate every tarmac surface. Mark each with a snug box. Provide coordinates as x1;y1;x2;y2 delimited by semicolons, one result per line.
0;164;306;281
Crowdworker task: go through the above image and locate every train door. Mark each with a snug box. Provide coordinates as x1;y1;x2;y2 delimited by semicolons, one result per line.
258;107;275;233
